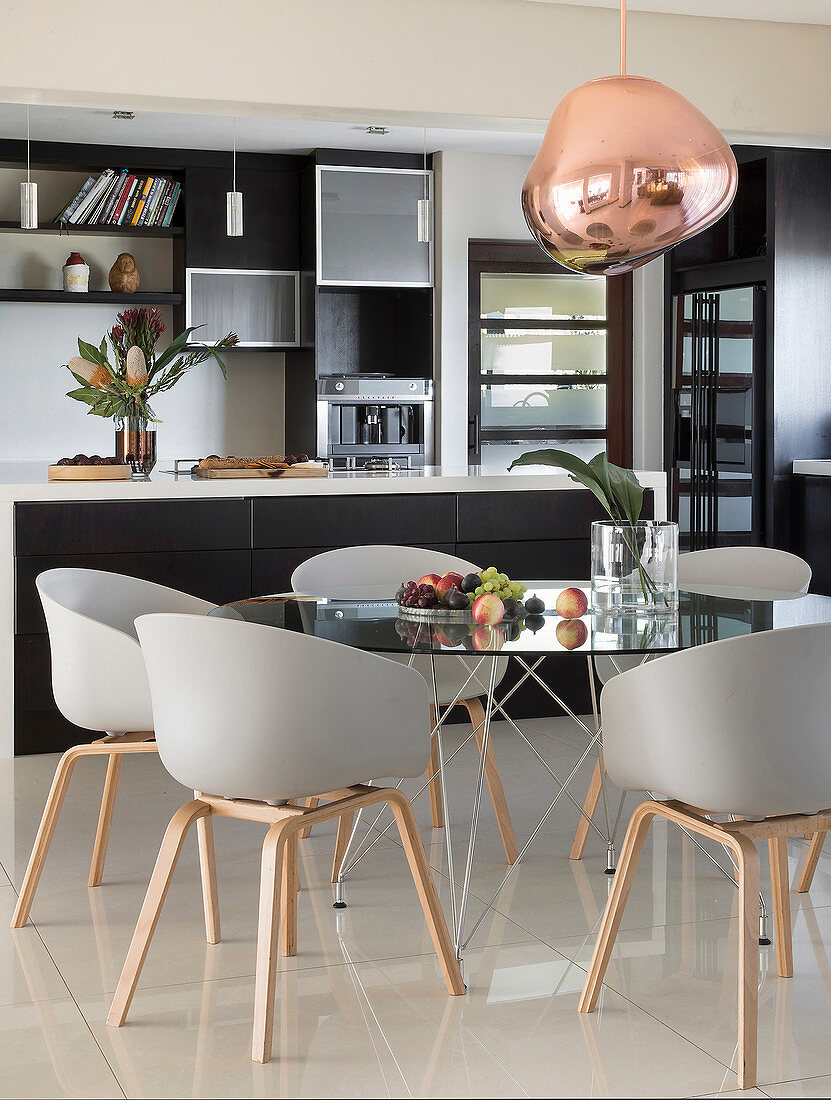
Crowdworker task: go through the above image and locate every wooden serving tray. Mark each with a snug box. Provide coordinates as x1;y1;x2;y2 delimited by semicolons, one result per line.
49;464;132;481
191;465;328;479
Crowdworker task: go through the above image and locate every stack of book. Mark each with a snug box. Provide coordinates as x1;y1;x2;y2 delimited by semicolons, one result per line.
54;169;182;228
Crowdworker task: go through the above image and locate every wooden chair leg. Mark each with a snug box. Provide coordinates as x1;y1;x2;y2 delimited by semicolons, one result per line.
464;697;519;865
797;830;827;893
570;756;604;861
196;813;222;945
252;819;295;1064
280;832;298;958
384;789;465;996
768;837;793;978
107;800;211;1027
298;797;319;840
330;812;354;883
88;753;123;888
731;832;761;1090
579;802;656;1013
427;727;444;829
11;745;86;928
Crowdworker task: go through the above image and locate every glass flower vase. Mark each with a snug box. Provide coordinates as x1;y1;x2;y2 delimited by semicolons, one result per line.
115;413;157;478
591;520;679;614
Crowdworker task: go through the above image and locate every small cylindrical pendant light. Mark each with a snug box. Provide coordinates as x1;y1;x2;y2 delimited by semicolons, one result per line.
20;105;38;230
226;116;243;236
417;127;431;244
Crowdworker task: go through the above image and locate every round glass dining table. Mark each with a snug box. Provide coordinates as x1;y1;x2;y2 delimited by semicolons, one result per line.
210;583;831;966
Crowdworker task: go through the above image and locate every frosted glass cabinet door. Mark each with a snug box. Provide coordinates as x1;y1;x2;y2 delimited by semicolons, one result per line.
317;166;432;286
186;269;299;347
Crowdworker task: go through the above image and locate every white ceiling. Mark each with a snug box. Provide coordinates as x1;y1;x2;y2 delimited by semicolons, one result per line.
0;103;544;157
523;0;831;25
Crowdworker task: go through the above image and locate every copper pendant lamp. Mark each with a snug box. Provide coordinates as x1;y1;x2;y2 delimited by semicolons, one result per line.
522;0;738;276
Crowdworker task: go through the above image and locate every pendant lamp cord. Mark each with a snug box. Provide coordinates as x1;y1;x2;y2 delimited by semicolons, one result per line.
26;104;31;183
423;126;427;200
232;116;237;192
620;0;626;76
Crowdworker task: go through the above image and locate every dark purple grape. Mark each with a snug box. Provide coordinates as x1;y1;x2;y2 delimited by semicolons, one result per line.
417;597;431;609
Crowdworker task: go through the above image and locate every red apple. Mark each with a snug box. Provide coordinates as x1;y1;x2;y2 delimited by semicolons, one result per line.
435;572;464;603
471;625;505;652
555;587;589;619
417;573;442;589
472;593;505;626
556;618;588;650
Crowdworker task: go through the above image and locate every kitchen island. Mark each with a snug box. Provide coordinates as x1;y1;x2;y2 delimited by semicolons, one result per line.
1;464;666;756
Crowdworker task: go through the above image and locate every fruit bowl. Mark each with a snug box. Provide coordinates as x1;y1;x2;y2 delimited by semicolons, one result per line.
395;568;530;625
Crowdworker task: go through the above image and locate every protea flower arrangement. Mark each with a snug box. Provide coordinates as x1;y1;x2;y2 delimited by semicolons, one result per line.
65;308;236;422
64;308;237;475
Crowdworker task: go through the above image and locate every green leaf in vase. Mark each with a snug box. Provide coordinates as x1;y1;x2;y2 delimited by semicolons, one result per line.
509;447;614;517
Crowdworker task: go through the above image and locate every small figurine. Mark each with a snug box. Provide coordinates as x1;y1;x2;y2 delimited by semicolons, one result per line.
63;251;90;293
108;252;140;293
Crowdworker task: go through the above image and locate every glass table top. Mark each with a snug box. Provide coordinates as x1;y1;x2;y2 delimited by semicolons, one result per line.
209;583;831;657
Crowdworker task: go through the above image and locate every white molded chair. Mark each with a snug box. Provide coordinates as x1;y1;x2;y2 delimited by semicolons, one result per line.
108;613;464;1063
579;622;831;1090
292;545;518;866
11;569;219;935
571;545;813;861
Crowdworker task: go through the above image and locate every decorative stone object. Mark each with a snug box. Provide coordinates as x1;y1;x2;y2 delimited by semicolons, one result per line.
108;252;140;293
62;251;90;293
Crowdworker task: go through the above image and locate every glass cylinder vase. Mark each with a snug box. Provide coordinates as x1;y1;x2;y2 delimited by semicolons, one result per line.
591;520;679;614
115;413;157;478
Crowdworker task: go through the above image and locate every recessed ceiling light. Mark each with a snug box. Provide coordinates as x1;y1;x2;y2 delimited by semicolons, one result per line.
112;111;135;120
365;126;389;136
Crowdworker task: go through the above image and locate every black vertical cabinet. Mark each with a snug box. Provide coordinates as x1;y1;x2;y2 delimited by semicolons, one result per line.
665;146;831;552
185;159;301;270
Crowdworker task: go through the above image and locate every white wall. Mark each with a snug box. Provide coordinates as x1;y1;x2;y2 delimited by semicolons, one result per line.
435;150;663;470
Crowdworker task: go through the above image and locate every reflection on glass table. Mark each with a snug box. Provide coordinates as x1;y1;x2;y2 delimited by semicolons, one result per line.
209;585;831;657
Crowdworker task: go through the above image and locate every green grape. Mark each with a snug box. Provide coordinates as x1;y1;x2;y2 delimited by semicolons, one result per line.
475;585;485;596
483;581;494;592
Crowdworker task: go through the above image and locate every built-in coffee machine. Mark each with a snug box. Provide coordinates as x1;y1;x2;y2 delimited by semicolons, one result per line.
317;375;434;469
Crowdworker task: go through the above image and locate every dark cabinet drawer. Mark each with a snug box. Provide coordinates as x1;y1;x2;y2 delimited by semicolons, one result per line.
253;544;457;595
253;495;456;549
457;540;591;581
15;500;250;556
456;489;654;544
16;550;251;634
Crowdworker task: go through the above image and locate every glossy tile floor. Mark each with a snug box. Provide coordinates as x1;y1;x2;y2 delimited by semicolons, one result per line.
1;716;830;1097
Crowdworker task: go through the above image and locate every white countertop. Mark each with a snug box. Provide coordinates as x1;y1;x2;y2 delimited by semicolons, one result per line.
0;463;667;503
793;460;831;476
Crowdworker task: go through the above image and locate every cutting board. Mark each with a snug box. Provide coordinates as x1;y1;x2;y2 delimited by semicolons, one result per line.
191;466;328;479
49;464;132;481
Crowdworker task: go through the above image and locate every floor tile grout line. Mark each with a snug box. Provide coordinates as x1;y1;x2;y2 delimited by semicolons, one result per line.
24;915;128;1098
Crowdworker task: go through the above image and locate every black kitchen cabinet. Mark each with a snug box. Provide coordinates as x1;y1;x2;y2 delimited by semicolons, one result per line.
185;162;301;270
253;494;456;549
15;499;250;556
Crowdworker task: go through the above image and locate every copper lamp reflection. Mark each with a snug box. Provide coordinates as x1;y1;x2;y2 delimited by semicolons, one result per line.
522;1;737;276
